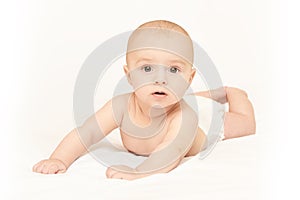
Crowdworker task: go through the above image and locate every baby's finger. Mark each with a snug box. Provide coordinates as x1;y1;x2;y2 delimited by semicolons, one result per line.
106;167;118;178
48;165;59;174
56;166;66;174
32;160;44;172
32;163;38;172
41;164;51;174
111;172;134;180
35;162;45;173
111;172;123;179
106;167;113;178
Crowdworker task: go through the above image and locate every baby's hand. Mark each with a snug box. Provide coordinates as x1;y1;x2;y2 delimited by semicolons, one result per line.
32;159;67;174
106;165;146;180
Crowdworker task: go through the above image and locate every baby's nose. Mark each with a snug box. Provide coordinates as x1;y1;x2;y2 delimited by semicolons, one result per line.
154;67;168;85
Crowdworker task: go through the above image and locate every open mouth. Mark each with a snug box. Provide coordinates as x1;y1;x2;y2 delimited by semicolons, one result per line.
152;91;167;97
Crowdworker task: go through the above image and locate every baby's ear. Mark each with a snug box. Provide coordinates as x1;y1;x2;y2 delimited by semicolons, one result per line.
188;68;196;84
123;64;129;75
123;65;132;85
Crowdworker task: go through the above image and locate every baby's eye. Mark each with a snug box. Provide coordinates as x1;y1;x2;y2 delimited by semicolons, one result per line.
169;66;180;73
142;65;153;72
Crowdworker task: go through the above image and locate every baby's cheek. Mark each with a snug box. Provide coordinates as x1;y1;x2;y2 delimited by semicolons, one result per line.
130;74;155;90
166;75;189;99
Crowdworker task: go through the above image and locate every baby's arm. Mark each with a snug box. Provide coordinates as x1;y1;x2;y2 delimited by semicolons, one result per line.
194;87;256;140
33;100;118;174
32;129;86;174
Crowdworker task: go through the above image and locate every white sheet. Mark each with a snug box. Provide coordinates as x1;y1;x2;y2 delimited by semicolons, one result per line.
11;134;264;200
8;97;265;200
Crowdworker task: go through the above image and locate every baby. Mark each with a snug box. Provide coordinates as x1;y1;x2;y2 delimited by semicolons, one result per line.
33;20;255;180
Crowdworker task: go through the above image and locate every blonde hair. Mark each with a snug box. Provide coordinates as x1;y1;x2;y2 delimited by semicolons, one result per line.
136;20;190;37
126;20;193;64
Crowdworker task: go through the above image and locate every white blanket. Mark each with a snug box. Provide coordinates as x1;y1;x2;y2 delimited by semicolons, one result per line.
11;135;263;200
7;97;264;200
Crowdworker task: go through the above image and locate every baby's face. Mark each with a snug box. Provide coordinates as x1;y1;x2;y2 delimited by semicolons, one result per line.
124;49;195;108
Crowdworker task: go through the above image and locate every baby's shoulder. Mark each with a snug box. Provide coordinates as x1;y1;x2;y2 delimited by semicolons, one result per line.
111;93;131;105
110;93;132;125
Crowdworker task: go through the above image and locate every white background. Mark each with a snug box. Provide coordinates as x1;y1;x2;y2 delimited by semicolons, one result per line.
0;0;298;199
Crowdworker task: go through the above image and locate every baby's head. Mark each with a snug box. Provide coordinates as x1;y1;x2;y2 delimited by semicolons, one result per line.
126;20;194;64
124;20;195;108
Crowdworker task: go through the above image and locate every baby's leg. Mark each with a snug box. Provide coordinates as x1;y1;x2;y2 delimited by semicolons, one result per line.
223;87;255;139
194;87;256;140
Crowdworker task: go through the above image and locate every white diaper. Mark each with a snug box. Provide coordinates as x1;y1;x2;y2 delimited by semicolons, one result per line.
183;95;226;158
183;95;223;134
